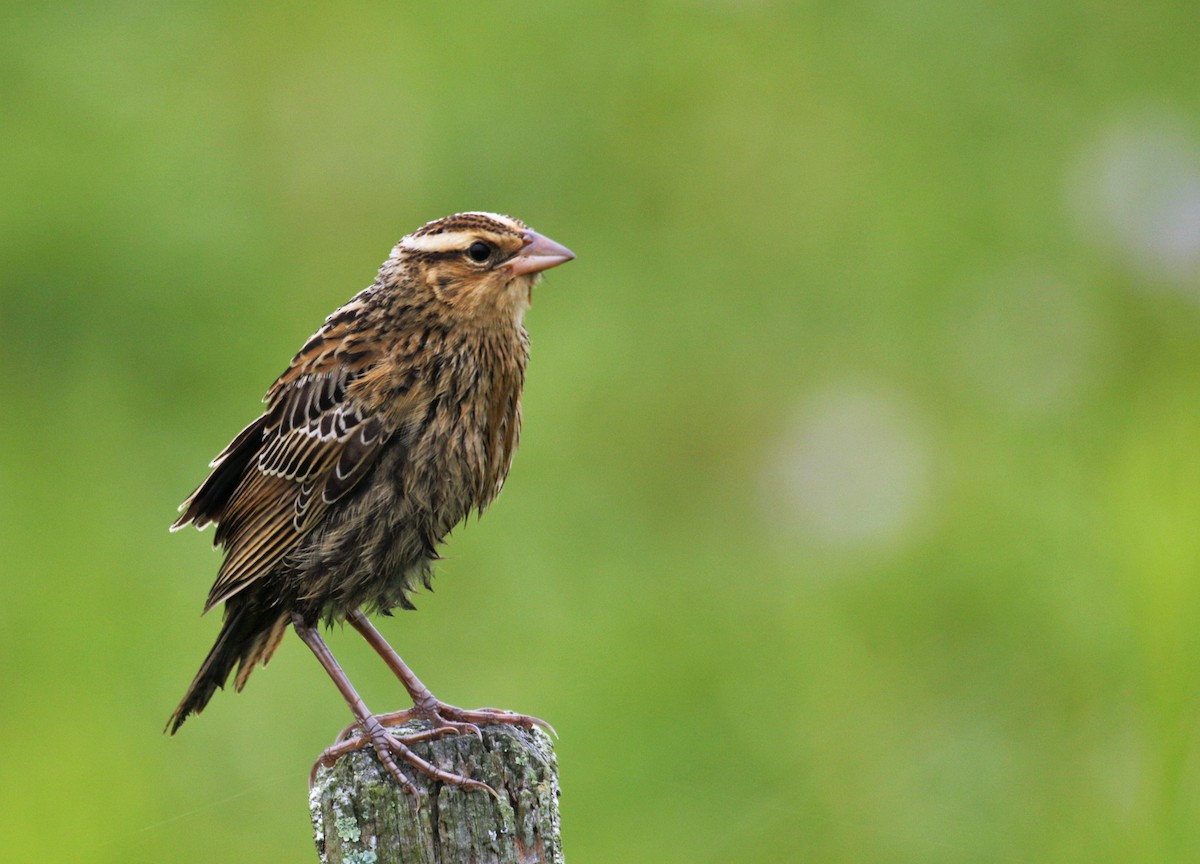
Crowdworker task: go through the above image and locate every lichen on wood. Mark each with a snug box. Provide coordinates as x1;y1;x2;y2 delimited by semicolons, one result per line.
311;722;563;864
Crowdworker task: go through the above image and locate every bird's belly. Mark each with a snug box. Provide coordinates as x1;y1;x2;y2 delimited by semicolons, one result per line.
287;448;482;620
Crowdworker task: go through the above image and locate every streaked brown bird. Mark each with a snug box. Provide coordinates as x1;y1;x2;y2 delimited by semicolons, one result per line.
168;212;574;794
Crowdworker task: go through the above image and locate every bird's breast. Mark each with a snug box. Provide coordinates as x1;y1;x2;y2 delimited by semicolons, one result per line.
393;340;525;531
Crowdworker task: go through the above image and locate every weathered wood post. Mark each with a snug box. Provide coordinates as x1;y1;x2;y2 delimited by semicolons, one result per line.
311;722;563;864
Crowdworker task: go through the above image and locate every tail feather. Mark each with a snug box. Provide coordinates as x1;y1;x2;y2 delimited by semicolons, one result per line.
167;604;290;734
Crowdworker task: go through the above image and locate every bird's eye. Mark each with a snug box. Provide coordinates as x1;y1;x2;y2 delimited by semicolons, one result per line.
467;241;493;263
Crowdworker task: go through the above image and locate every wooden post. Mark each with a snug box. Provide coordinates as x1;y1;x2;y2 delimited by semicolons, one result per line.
310;722;563;864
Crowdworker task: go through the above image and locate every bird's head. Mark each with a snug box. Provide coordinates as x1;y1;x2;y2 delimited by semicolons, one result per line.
391;212;574;323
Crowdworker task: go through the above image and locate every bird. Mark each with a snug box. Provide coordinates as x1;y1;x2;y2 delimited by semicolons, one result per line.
168;211;574;795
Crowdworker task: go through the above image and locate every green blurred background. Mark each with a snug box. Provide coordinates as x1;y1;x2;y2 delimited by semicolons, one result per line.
4;1;1200;861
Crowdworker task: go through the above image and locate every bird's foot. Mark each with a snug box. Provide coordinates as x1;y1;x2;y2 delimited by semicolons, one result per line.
310;712;498;797
414;701;557;740
330;700;556;745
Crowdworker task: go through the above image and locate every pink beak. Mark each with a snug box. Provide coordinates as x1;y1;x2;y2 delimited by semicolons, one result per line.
508;230;575;276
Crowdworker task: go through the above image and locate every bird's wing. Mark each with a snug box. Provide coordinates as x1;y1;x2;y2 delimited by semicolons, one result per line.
176;296;424;612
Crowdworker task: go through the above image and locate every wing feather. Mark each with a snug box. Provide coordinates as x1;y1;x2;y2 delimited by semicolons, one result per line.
178;292;430;611
201;391;390;610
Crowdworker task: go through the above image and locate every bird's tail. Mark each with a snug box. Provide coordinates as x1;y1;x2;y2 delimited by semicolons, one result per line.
166;603;290;734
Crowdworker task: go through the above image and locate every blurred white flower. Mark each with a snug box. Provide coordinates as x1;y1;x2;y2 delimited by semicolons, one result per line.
762;383;931;549
1067;110;1200;289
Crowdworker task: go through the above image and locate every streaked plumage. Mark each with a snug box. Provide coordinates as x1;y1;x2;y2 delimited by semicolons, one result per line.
168;212;573;793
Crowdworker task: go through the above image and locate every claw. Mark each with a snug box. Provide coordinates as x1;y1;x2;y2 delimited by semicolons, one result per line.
310;716;501;798
435;704;557;739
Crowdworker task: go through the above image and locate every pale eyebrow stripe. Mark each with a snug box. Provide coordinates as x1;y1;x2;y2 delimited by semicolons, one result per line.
399;231;478;253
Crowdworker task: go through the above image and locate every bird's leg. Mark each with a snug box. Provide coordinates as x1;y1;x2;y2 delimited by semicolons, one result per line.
346;608;556;738
292;613;494;796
